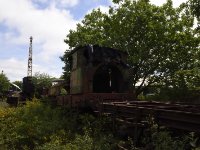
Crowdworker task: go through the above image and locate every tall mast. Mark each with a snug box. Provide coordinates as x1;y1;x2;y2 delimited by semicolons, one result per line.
27;36;33;77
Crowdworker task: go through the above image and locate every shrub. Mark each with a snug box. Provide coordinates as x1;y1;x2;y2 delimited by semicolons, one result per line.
0;99;115;150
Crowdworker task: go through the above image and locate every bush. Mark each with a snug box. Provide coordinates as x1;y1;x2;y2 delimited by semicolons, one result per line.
0;99;115;150
140;119;200;150
2;99;199;150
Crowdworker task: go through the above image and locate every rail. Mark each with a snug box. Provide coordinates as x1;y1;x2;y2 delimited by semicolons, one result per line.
99;101;200;132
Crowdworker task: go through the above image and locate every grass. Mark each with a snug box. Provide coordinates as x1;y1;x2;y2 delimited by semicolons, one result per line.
0;101;9;108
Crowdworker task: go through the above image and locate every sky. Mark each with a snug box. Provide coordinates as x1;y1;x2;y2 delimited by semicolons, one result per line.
0;0;187;82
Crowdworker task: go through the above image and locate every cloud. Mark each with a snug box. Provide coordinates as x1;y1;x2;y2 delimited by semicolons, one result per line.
0;58;27;82
0;0;79;81
0;57;64;82
0;0;77;55
86;5;110;15
59;0;79;7
32;0;79;8
98;5;110;14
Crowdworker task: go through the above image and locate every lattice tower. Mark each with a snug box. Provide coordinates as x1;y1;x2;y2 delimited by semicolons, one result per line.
27;36;33;77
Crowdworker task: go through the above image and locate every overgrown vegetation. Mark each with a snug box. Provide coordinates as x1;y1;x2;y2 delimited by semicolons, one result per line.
0;100;116;150
0;100;199;150
140;120;200;150
0;72;10;100
32;72;55;98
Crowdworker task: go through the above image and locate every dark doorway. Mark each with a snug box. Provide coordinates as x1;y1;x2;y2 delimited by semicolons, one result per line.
93;65;123;93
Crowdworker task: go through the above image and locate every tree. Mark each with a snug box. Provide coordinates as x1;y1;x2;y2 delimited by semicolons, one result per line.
0;72;10;99
189;0;200;21
32;72;55;98
12;81;22;89
63;0;199;96
60;54;71;81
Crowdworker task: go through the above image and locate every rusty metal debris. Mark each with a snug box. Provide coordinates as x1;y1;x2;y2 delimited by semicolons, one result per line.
100;101;200;132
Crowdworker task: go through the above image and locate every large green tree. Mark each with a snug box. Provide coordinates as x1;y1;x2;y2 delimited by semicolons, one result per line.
63;0;200;96
0;72;10;98
189;0;200;20
32;72;55;98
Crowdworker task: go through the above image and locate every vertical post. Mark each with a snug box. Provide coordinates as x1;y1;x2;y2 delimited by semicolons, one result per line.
134;103;139;145
27;36;33;77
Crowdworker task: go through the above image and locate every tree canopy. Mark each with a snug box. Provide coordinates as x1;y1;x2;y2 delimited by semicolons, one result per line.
32;72;55;98
189;0;200;21
0;72;10;98
12;81;22;89
63;0;200;97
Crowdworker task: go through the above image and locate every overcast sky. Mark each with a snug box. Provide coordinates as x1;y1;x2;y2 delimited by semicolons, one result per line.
0;0;187;82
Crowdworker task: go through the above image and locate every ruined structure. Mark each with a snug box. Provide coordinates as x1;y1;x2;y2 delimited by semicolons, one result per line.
57;45;135;107
67;45;132;94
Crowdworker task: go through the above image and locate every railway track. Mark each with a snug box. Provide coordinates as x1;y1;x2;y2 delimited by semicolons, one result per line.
99;101;200;133
57;93;200;133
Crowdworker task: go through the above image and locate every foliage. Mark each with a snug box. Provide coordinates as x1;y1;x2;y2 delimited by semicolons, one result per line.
60;88;67;95
0;72;10;99
0;100;115;150
12;81;23;90
140;118;200;150
32;72;55;98
1;100;200;149
143;68;200;102
63;0;200;97
162;69;200;101
0;102;9;108
151;131;185;150
60;53;71;82
189;0;200;22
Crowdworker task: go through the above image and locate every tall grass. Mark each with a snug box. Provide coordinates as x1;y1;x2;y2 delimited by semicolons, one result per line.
1;99;199;150
0;99;115;150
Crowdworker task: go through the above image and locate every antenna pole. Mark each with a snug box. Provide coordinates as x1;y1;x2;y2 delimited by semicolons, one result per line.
27;36;33;77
